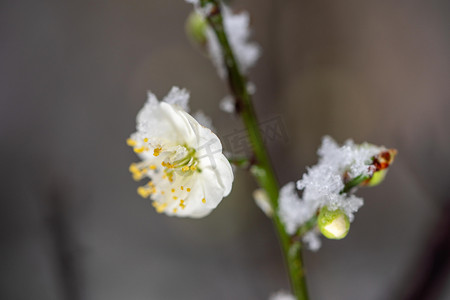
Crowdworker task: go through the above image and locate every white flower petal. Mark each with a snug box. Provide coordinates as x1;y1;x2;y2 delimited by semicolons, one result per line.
128;88;234;218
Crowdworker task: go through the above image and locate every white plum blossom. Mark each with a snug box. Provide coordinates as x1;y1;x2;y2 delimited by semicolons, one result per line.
278;136;388;239
127;87;233;218
186;1;260;78
269;290;296;300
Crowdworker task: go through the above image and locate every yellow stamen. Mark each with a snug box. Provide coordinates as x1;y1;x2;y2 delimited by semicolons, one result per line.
179;200;186;209
186;188;191;192
171;188;175;193
129;163;139;173
126;138;137;147
134;146;145;153
182;166;189;172
180;186;184;190
173;208;177;213
202;198;206;204
143;138;148;142
173;196;178;200
150;165;157;170
137;187;150;198
133;173;142;181
152;202;167;213
153;147;162;156
190;165;197;171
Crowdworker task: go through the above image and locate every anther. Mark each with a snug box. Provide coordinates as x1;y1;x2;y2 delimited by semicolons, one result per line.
153;147;162;156
126;138;137;146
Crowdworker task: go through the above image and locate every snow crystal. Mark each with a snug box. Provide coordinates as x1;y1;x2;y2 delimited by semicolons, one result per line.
302;231;322;252
278;182;316;235
205;5;260;78
317;136;383;179
219;95;235;113
162;86;190;112
247;81;256;94
296;136;383;220
269;290;296;300
279;136;384;236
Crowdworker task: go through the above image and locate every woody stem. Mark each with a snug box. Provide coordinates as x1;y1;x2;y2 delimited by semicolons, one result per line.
199;1;309;299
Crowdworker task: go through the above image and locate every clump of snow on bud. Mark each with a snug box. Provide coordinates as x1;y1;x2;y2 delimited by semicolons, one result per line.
253;188;273;217
185;1;260;77
269;290;296;300
219;95;235;113
278;182;315;234
186;1;260;79
207;5;260;78
316;136;384;179
278;136;386;243
296;136;381;221
302;231;322;252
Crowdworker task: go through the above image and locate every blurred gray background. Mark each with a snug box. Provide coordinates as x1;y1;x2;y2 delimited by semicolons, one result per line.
1;0;449;299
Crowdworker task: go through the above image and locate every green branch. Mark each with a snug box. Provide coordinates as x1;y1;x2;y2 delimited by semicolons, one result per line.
199;1;309;299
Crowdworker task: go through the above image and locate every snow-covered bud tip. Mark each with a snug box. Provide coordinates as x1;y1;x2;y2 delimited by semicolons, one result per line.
186;11;208;46
363;148;397;187
318;207;350;240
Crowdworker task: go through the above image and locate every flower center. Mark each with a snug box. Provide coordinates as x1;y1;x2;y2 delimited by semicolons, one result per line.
128;141;207;214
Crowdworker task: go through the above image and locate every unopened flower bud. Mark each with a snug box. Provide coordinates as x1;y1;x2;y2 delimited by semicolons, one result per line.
253;188;273;217
318;207;350;240
186;12;208;46
366;169;387;187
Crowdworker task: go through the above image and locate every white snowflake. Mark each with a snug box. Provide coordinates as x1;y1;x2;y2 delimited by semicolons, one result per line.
206;5;260;78
269;290;296;300
186;1;260;78
278;182;316;235
219;95;235;113
302;231;322;252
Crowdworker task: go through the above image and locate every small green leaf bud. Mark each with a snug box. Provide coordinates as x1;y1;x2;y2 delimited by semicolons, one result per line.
186;12;208;46
366;169;387;187
318;207;350;240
